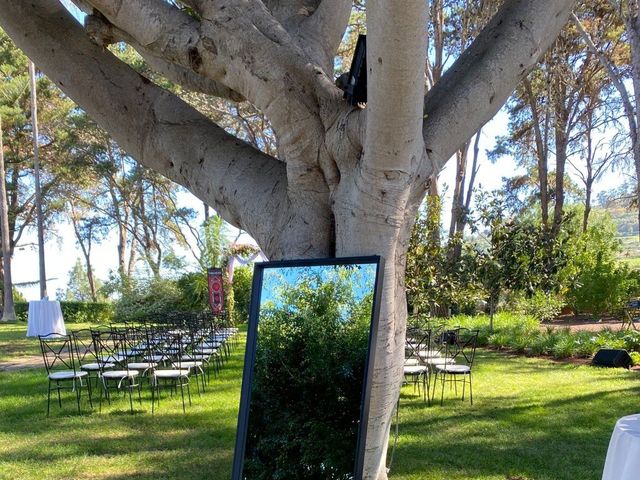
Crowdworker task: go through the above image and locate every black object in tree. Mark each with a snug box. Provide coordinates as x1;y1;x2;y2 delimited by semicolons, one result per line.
344;35;367;106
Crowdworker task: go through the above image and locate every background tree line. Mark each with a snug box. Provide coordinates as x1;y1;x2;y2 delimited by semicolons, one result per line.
406;0;640;323
2;0;640;326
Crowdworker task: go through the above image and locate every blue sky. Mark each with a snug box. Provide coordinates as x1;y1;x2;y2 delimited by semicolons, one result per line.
10;5;627;300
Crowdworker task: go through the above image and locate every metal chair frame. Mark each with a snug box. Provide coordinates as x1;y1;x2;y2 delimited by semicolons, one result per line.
39;333;92;416
432;328;479;405
93;330;142;414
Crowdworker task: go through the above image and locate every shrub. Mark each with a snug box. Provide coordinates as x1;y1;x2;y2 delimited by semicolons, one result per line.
434;312;640;361
14;301;112;324
114;278;184;322
565;213;640;315
232;265;253;324
629;351;640;366
515;291;564;322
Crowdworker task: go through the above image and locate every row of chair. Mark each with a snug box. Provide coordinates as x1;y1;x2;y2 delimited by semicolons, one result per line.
403;325;479;405
38;318;239;416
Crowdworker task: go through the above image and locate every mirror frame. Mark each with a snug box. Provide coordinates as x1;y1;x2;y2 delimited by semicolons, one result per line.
232;256;384;480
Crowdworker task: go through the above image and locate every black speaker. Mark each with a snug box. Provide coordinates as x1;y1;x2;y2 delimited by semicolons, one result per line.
592;349;632;369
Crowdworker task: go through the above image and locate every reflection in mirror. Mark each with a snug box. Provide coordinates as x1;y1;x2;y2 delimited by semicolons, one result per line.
233;257;382;480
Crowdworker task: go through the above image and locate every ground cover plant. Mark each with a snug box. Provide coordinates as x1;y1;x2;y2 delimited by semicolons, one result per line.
410;313;640;361
2;321;639;480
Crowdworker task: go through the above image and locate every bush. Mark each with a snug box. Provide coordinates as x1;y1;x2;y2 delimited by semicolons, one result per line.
14;301;112;324
422;312;640;361
114;278;184;322
565;213;640;315
176;270;236;322
232;266;253;324
515;291;564;322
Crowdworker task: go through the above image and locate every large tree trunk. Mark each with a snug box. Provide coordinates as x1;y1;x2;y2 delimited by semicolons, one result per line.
524;78;550;229
0;117;16;322
0;1;576;477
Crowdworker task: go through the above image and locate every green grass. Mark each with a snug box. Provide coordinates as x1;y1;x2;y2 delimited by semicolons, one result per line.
0;322;107;363
393;352;639;480
0;321;50;362
0;322;243;480
1;323;639;479
621;256;640;269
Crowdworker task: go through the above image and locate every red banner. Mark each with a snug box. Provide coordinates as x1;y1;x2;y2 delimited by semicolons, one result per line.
207;267;224;315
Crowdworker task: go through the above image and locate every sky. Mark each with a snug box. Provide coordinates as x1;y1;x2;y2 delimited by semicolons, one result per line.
13;106;625;301
10;2;628;301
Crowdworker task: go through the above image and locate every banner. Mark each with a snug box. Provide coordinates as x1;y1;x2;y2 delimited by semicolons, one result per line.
208;267;224;315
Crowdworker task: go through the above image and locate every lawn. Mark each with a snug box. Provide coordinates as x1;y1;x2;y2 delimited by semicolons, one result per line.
0;321;49;362
1;322;639;480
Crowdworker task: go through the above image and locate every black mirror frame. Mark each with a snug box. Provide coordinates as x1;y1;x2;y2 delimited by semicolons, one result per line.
231;255;384;480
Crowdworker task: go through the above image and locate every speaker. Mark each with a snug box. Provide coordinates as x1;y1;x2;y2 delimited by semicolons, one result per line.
592;349;632;369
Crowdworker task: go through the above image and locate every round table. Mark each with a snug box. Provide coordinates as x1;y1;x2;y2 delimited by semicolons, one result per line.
602;414;640;480
26;300;66;337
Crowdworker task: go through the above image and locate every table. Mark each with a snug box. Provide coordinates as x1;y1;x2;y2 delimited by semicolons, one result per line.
602;414;640;480
26;300;66;337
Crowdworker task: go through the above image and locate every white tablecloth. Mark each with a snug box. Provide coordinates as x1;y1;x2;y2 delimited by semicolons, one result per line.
26;300;66;337
602;414;640;480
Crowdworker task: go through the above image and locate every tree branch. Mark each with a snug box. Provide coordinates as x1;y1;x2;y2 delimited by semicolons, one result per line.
299;0;352;74
0;0;294;257
422;0;577;176
84;0;222;76
84;13;244;101
571;12;637;139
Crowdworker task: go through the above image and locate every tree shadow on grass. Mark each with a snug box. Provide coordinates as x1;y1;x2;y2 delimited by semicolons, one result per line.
392;368;639;479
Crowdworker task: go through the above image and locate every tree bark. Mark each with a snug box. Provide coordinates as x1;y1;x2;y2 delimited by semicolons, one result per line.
0;117;16;322
524;77;550;229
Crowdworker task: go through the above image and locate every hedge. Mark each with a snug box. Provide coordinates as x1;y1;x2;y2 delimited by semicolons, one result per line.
14;301;113;324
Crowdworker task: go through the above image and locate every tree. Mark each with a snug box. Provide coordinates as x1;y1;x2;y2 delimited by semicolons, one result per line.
0;1;576;476
1;28;76;299
494;10;618;241
0;115;15;321
68;199;108;302
573;0;640;237
64;257;104;302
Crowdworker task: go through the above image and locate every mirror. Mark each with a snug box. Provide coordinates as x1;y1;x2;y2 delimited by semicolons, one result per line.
233;256;383;480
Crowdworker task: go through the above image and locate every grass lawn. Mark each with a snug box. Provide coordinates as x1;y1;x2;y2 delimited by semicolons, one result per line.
0;321;50;362
1;322;639;480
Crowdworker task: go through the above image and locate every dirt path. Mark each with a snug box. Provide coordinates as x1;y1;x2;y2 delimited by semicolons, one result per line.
542;315;630;333
0;355;42;372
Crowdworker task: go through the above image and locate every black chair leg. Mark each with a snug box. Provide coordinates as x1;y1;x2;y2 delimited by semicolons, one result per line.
179;381;186;414
461;374;466;401
87;378;93;408
469;373;473;405
57;382;62;408
128;380;134;414
75;379;81;413
46;381;52;417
